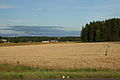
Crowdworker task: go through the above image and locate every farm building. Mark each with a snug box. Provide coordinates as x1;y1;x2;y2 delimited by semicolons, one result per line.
50;40;58;43
42;41;50;43
0;39;8;43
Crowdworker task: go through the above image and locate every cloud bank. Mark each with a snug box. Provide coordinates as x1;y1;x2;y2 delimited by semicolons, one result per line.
0;26;80;37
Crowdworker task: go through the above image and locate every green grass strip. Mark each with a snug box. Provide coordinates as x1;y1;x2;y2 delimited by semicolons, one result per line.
0;64;120;79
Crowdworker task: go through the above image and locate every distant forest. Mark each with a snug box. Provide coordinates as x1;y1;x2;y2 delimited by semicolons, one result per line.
81;18;120;42
0;36;81;43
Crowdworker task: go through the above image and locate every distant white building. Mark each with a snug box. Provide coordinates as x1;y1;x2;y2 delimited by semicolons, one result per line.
0;39;8;43
42;41;49;43
50;40;58;43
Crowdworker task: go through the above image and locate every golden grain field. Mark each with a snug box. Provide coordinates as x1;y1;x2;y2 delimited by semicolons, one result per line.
0;42;120;70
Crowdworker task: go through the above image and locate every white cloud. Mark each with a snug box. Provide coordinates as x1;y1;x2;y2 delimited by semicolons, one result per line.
0;19;26;25
0;30;24;34
0;24;10;29
0;24;7;27
7;19;26;23
0;5;14;8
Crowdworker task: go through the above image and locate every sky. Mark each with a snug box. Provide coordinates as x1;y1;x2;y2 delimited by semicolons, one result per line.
0;0;120;37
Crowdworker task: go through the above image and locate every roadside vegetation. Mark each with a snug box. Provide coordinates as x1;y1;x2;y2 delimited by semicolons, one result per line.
0;64;120;79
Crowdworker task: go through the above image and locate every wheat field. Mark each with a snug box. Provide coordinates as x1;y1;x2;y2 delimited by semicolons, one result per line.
0;42;120;70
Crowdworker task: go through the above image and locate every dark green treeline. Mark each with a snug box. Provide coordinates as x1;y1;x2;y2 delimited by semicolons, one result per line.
2;36;80;43
81;18;120;42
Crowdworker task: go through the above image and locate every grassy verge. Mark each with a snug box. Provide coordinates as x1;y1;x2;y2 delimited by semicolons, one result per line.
0;64;120;79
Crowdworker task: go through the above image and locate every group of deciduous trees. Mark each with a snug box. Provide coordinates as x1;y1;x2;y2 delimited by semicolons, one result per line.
81;18;120;42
